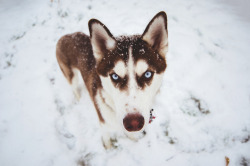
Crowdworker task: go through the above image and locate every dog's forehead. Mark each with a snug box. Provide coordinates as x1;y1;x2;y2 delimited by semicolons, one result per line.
114;35;166;73
115;35;148;64
115;35;142;59
97;35;166;76
113;36;149;75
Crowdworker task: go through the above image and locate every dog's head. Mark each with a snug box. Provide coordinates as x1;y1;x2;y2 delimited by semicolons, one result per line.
89;12;168;134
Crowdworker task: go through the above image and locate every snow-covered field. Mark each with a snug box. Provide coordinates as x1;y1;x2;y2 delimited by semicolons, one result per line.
0;0;250;165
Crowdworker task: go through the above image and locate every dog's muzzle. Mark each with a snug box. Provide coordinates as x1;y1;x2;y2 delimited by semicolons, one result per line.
123;113;145;132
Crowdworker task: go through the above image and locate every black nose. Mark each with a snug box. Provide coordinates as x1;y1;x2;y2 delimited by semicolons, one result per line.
123;113;145;132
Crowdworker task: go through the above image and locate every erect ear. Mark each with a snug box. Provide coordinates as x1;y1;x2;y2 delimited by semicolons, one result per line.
89;19;117;62
142;11;168;58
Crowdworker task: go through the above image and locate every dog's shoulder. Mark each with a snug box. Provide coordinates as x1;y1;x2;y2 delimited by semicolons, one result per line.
57;32;91;51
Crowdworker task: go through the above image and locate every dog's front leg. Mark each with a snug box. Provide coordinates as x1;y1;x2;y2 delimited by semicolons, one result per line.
100;124;113;149
101;131;112;149
95;89;118;149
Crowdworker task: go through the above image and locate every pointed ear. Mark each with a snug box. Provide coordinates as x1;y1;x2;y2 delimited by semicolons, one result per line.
89;19;117;62
142;11;168;58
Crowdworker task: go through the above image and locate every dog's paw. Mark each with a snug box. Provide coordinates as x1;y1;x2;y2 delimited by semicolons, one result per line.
102;137;112;149
101;133;118;150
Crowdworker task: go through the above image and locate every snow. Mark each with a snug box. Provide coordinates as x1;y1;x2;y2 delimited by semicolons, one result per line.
0;0;250;165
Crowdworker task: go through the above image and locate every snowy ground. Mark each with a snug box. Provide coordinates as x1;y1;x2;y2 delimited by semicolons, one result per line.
1;0;250;165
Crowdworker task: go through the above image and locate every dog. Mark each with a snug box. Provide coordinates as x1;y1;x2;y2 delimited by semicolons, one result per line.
56;11;168;149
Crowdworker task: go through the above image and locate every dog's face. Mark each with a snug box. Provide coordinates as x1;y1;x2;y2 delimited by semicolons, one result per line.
89;12;168;134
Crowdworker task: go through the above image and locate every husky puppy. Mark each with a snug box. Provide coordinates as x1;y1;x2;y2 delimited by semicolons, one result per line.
56;11;168;149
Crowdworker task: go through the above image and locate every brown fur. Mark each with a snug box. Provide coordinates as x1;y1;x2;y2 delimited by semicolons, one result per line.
56;32;104;122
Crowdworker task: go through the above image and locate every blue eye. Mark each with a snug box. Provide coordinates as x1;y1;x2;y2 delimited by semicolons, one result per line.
111;73;119;80
144;71;152;78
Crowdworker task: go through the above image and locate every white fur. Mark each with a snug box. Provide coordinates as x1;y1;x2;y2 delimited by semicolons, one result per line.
113;60;126;78
135;60;148;76
71;68;81;100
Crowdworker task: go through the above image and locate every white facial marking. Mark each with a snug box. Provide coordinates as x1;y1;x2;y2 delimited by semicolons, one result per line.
135;60;148;76
113;60;126;78
128;46;136;94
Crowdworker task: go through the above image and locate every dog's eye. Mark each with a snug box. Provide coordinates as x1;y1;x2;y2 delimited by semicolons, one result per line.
144;71;152;79
111;73;119;81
